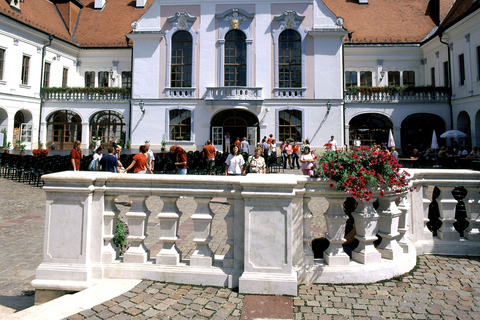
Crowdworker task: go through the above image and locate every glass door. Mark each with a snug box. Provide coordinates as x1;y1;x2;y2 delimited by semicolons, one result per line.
247;126;257;155
212;126;223;152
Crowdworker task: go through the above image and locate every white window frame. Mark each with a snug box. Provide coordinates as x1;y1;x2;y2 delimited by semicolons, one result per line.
165;106;195;142
165;12;198;89
215;8;255;87
275;107;305;142
272;11;308;89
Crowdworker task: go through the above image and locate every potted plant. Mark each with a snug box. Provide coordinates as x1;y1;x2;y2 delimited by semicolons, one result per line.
49;143;57;150
161;140;167;151
175;136;184;141
90;140;96;149
4;142;11;153
14;139;24;150
126;139;131;149
19;143;26;156
0;128;7;150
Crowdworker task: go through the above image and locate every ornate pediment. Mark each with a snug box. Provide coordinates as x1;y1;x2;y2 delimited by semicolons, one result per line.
216;8;254;30
167;12;197;31
274;11;305;30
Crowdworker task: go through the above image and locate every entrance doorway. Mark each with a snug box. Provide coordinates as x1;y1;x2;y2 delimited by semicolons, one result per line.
349;113;393;148
46;110;82;149
211;109;259;153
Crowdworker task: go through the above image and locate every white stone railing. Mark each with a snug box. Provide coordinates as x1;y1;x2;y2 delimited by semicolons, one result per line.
344;90;450;103
42;90;131;102
205;86;263;100
273;88;306;99
32;170;480;297
165;87;196;99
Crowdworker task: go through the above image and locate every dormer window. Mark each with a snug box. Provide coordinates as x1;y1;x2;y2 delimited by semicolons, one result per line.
9;0;23;10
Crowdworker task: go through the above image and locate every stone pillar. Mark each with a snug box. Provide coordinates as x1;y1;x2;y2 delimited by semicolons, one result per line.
323;195;350;266
397;197;413;253
376;195;403;260
223;197;235;268
303;196;314;267
465;187;480;241
190;196;215;267
156;196;182;265
123;196;151;263
436;186;460;241
352;199;381;264
102;194;120;262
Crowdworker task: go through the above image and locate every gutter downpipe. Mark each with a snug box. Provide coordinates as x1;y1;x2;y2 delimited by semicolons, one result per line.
439;32;453;130
38;34;54;147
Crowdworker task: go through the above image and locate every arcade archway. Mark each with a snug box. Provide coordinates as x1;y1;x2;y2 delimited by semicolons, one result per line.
401;113;446;151
457;111;471;149
210;109;259;152
349;113;393;147
90;110;126;147
46;110;82;149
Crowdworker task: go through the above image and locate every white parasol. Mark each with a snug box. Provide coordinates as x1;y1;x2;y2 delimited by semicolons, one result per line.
431;130;439;149
439;130;467;139
387;129;395;148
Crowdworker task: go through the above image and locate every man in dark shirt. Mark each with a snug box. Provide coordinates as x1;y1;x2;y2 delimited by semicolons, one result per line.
99;147;120;173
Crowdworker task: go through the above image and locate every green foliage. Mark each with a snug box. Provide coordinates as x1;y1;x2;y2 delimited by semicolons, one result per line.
126;139;131;147
113;217;130;256
161;140;167;148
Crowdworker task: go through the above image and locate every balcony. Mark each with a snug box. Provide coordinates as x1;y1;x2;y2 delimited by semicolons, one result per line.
31;169;480;297
273;88;306;99
205;86;263;101
345;86;450;103
165;87;196;99
42;87;131;102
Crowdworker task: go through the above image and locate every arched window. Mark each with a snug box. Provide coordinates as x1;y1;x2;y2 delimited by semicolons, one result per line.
169;109;191;141
171;31;193;88
225;30;246;87
90;110;126;146
46;110;82;149
279;30;301;88
279;110;302;142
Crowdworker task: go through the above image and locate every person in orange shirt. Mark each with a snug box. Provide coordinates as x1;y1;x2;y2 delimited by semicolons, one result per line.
202;140;216;175
123;145;152;174
292;141;300;169
235;137;241;149
267;134;274;145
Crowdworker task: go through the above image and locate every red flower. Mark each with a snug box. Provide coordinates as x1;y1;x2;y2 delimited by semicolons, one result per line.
330;183;335;189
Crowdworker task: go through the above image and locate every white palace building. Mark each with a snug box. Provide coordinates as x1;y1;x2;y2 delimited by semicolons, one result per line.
0;0;479;152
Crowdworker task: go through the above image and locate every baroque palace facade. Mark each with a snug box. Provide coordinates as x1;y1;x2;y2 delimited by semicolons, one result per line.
0;0;479;152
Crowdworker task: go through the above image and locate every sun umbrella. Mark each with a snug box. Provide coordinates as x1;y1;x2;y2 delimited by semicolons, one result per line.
387;129;395;148
440;130;467;139
431;130;439;149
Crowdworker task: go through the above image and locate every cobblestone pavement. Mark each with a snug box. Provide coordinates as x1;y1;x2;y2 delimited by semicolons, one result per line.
2;174;480;319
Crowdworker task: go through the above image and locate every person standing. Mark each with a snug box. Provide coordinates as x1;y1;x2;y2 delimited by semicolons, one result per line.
225;144;244;175
300;146;315;176
243;147;266;175
283;140;293;169
224;132;231;153
391;147;399;161
123;145;152;174
240;137;250;154
354;136;361;148
170;145;188;175
235;137;241;149
203;140;216;175
90;145;104;170
267;134;274;145
270;139;277;158
99;147;120;173
262;138;270;158
70;140;83;171
328;135;337;151
292;141;300;169
145;142;155;173
115;146;124;172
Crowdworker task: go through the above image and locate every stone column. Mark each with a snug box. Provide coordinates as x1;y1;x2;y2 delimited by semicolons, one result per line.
323;195;350;266
190;196;215;267
156;196;182;265
397;197;413;253
376;194;403;260
436;186;460;241
123;196;151;263
102;194;120;262
223;197;235;268
303;196;314;267
352;199;381;264
465;187;480;241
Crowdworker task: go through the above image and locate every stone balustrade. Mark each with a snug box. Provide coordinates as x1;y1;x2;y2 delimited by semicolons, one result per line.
32;169;480;298
165;88;196;99
273;88;306;99
344;90;450;103
205;86;263;100
42;91;131;102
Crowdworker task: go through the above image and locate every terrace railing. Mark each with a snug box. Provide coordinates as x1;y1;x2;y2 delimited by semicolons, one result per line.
344;88;450;103
32;169;480;298
42;88;131;102
205;87;263;101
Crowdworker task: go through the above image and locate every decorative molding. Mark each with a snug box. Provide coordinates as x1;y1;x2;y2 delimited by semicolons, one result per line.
167;12;196;31
274;11;305;30
112;61;119;67
465;34;470;42
37;47;42;54
13;38;19;46
435;51;439;58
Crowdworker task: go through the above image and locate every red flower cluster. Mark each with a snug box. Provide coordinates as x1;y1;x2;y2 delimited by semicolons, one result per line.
32;149;49;156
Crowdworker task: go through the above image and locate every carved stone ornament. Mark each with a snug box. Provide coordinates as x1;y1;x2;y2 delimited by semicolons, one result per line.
275;11;305;30
168;12;197;31
225;11;246;30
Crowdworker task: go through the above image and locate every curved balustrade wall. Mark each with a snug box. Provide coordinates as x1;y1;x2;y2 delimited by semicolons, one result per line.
32;170;480;296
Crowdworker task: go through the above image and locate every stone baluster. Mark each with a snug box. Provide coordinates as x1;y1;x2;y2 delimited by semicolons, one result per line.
323;195;350;265
190;197;215;267
123;196;151;263
223;198;235;268
156;196;182;265
303;196;314;267
436;186;460;241
397;196;413;253
376;194;403;259
465;187;480;241
352;199;381;264
422;185;432;236
102;195;120;262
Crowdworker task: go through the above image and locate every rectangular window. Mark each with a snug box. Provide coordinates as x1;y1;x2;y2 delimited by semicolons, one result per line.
0;48;4;81
43;62;51;87
122;71;132;88
345;71;357;88
85;71;95;87
403;71;415;86
169;109;191;141
62;68;68;87
278;110;302;142
21;55;30;85
98;71;109;87
360;71;372;87
459;53;465;86
388;71;400;86
430;67;435;87
443;61;449;87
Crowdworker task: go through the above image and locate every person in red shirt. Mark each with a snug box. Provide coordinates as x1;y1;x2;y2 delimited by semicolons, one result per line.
202;140;216;175
267;134;274;145
70;140;83;171
283;141;293;169
292;141;300;169
123;145;152;174
235;137;241;149
170;145;187;175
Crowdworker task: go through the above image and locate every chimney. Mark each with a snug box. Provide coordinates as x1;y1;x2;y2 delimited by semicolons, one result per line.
95;0;106;10
136;0;147;8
